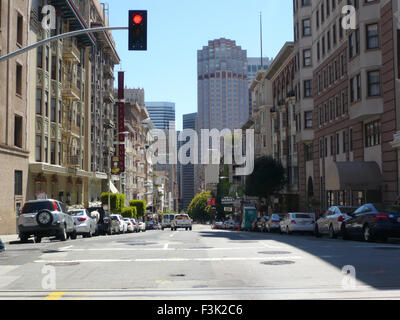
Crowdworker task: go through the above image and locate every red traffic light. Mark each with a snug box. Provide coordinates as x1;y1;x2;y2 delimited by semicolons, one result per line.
133;14;143;24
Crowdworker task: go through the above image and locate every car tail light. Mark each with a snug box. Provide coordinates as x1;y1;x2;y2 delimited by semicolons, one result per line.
52;201;58;211
78;218;87;222
21;204;26;214
374;213;389;221
338;215;345;223
291;220;296;224
272;220;280;223
128;222;131;226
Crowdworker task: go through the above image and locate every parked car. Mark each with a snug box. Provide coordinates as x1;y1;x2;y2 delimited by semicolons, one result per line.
138;221;146;232
154;222;162;230
171;214;192;231
315;206;358;238
146;221;156;230
68;209;97;238
18;199;76;243
86;207;118;236
280;212;315;235
123;218;135;233
341;203;400;242
223;220;233;230
213;221;224;230
265;214;285;232
110;214;126;234
130;218;140;232
161;214;176;230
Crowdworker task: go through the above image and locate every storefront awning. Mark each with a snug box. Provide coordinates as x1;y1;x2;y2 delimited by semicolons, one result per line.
325;161;382;191
110;181;119;194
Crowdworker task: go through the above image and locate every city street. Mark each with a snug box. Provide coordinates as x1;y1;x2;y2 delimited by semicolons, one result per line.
1;225;400;300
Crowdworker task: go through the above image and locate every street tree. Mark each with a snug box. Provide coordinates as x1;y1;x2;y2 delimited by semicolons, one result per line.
188;191;212;223
245;156;286;207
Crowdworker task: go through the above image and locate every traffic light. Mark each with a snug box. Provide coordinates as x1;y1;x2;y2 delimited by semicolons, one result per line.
128;10;147;51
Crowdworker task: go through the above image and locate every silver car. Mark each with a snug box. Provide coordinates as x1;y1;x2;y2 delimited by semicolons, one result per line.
68;209;97;238
18;199;76;243
265;213;285;232
315;206;358;238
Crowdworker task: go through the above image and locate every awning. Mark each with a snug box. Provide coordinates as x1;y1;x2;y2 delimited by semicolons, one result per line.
325;161;382;190
110;181;119;194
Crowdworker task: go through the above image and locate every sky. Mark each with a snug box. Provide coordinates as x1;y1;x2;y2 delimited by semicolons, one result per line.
109;0;294;131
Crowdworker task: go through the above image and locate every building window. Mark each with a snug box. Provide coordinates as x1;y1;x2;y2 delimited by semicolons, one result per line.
349;128;353;152
303;49;312;66
15;170;23;196
51;141;56;165
51;98;56;122
365;120;381;147
17;14;23;46
36;89;42;114
304;80;312;97
14;115;23;148
302;19;311;36
16;63;22;96
35;136;42;162
37;46;43;68
304;111;313;128
44;138;48;163
366;23;379;49
367;71;381;96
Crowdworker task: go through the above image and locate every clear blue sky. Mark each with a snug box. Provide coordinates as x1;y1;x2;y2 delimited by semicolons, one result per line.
109;0;293;130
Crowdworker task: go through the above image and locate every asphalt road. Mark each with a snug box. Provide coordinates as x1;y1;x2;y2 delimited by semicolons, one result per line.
1;225;400;300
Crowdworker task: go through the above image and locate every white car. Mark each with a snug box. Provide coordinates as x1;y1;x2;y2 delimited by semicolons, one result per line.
315;206;358;238
171;214;192;231
123;218;135;233
280;213;315;235
130;219;140;232
138;220;146;232
68;209;97;238
110;214;127;234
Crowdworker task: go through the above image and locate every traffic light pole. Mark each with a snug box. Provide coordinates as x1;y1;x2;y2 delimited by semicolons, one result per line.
0;26;128;63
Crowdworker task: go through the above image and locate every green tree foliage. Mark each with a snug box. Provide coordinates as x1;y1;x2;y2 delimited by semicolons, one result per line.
100;193;126;214
121;206;137;219
129;200;147;217
245;156;286;204
188;191;212;223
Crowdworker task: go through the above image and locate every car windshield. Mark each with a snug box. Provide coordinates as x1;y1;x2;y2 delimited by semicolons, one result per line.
22;201;54;213
338;207;358;214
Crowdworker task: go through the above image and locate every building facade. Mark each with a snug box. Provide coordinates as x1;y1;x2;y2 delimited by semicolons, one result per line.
0;0;30;234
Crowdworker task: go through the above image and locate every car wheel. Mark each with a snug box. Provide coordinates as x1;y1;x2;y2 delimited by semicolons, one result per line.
58;226;67;242
19;234;29;243
70;231;77;240
329;225;337;239
341;224;349;240
34;236;42;243
314;225;321;238
189;227;192;231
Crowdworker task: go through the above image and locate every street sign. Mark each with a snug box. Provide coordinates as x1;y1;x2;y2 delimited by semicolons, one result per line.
224;207;233;212
221;197;234;205
111;156;120;174
207;198;216;206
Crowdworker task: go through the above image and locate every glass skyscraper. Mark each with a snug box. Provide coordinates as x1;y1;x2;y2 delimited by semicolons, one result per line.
197;38;249;131
145;102;176;130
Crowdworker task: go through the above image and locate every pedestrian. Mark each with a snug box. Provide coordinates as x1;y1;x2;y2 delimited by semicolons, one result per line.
0;238;5;252
395;195;400;206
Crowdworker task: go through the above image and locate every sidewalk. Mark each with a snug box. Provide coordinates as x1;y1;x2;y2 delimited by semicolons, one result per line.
0;234;19;244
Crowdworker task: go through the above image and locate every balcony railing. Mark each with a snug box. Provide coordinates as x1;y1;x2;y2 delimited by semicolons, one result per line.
62;83;81;101
63;39;80;63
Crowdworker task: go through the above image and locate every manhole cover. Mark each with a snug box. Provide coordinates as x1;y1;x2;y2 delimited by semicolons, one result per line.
170;274;185;277
261;260;295;265
258;251;291;255
374;247;400;250
118;241;157;246
42;250;65;254
46;262;80;267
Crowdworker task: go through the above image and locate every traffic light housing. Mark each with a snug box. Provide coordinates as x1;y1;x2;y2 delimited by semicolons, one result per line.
129;10;147;51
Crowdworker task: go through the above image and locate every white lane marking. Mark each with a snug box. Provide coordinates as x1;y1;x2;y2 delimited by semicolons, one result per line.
0;265;19;276
53;246;270;252
59;245;73;251
34;256;303;264
169;234;175;238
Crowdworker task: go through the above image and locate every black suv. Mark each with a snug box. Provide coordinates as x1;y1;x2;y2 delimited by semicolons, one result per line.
18;199;76;243
86;207;119;235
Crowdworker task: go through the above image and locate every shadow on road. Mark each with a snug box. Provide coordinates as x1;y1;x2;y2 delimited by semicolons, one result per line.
198;230;400;290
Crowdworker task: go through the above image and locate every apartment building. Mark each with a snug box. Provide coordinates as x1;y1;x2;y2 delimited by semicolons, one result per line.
27;0;119;208
0;0;30;234
293;0;315;211
123;102;153;205
310;0;399;211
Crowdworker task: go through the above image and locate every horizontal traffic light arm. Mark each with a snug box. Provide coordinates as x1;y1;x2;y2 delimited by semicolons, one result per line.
0;26;128;63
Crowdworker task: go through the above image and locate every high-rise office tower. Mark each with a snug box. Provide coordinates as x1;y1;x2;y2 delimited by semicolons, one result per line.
197;38;249;131
145;102;175;130
181;113;197;210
